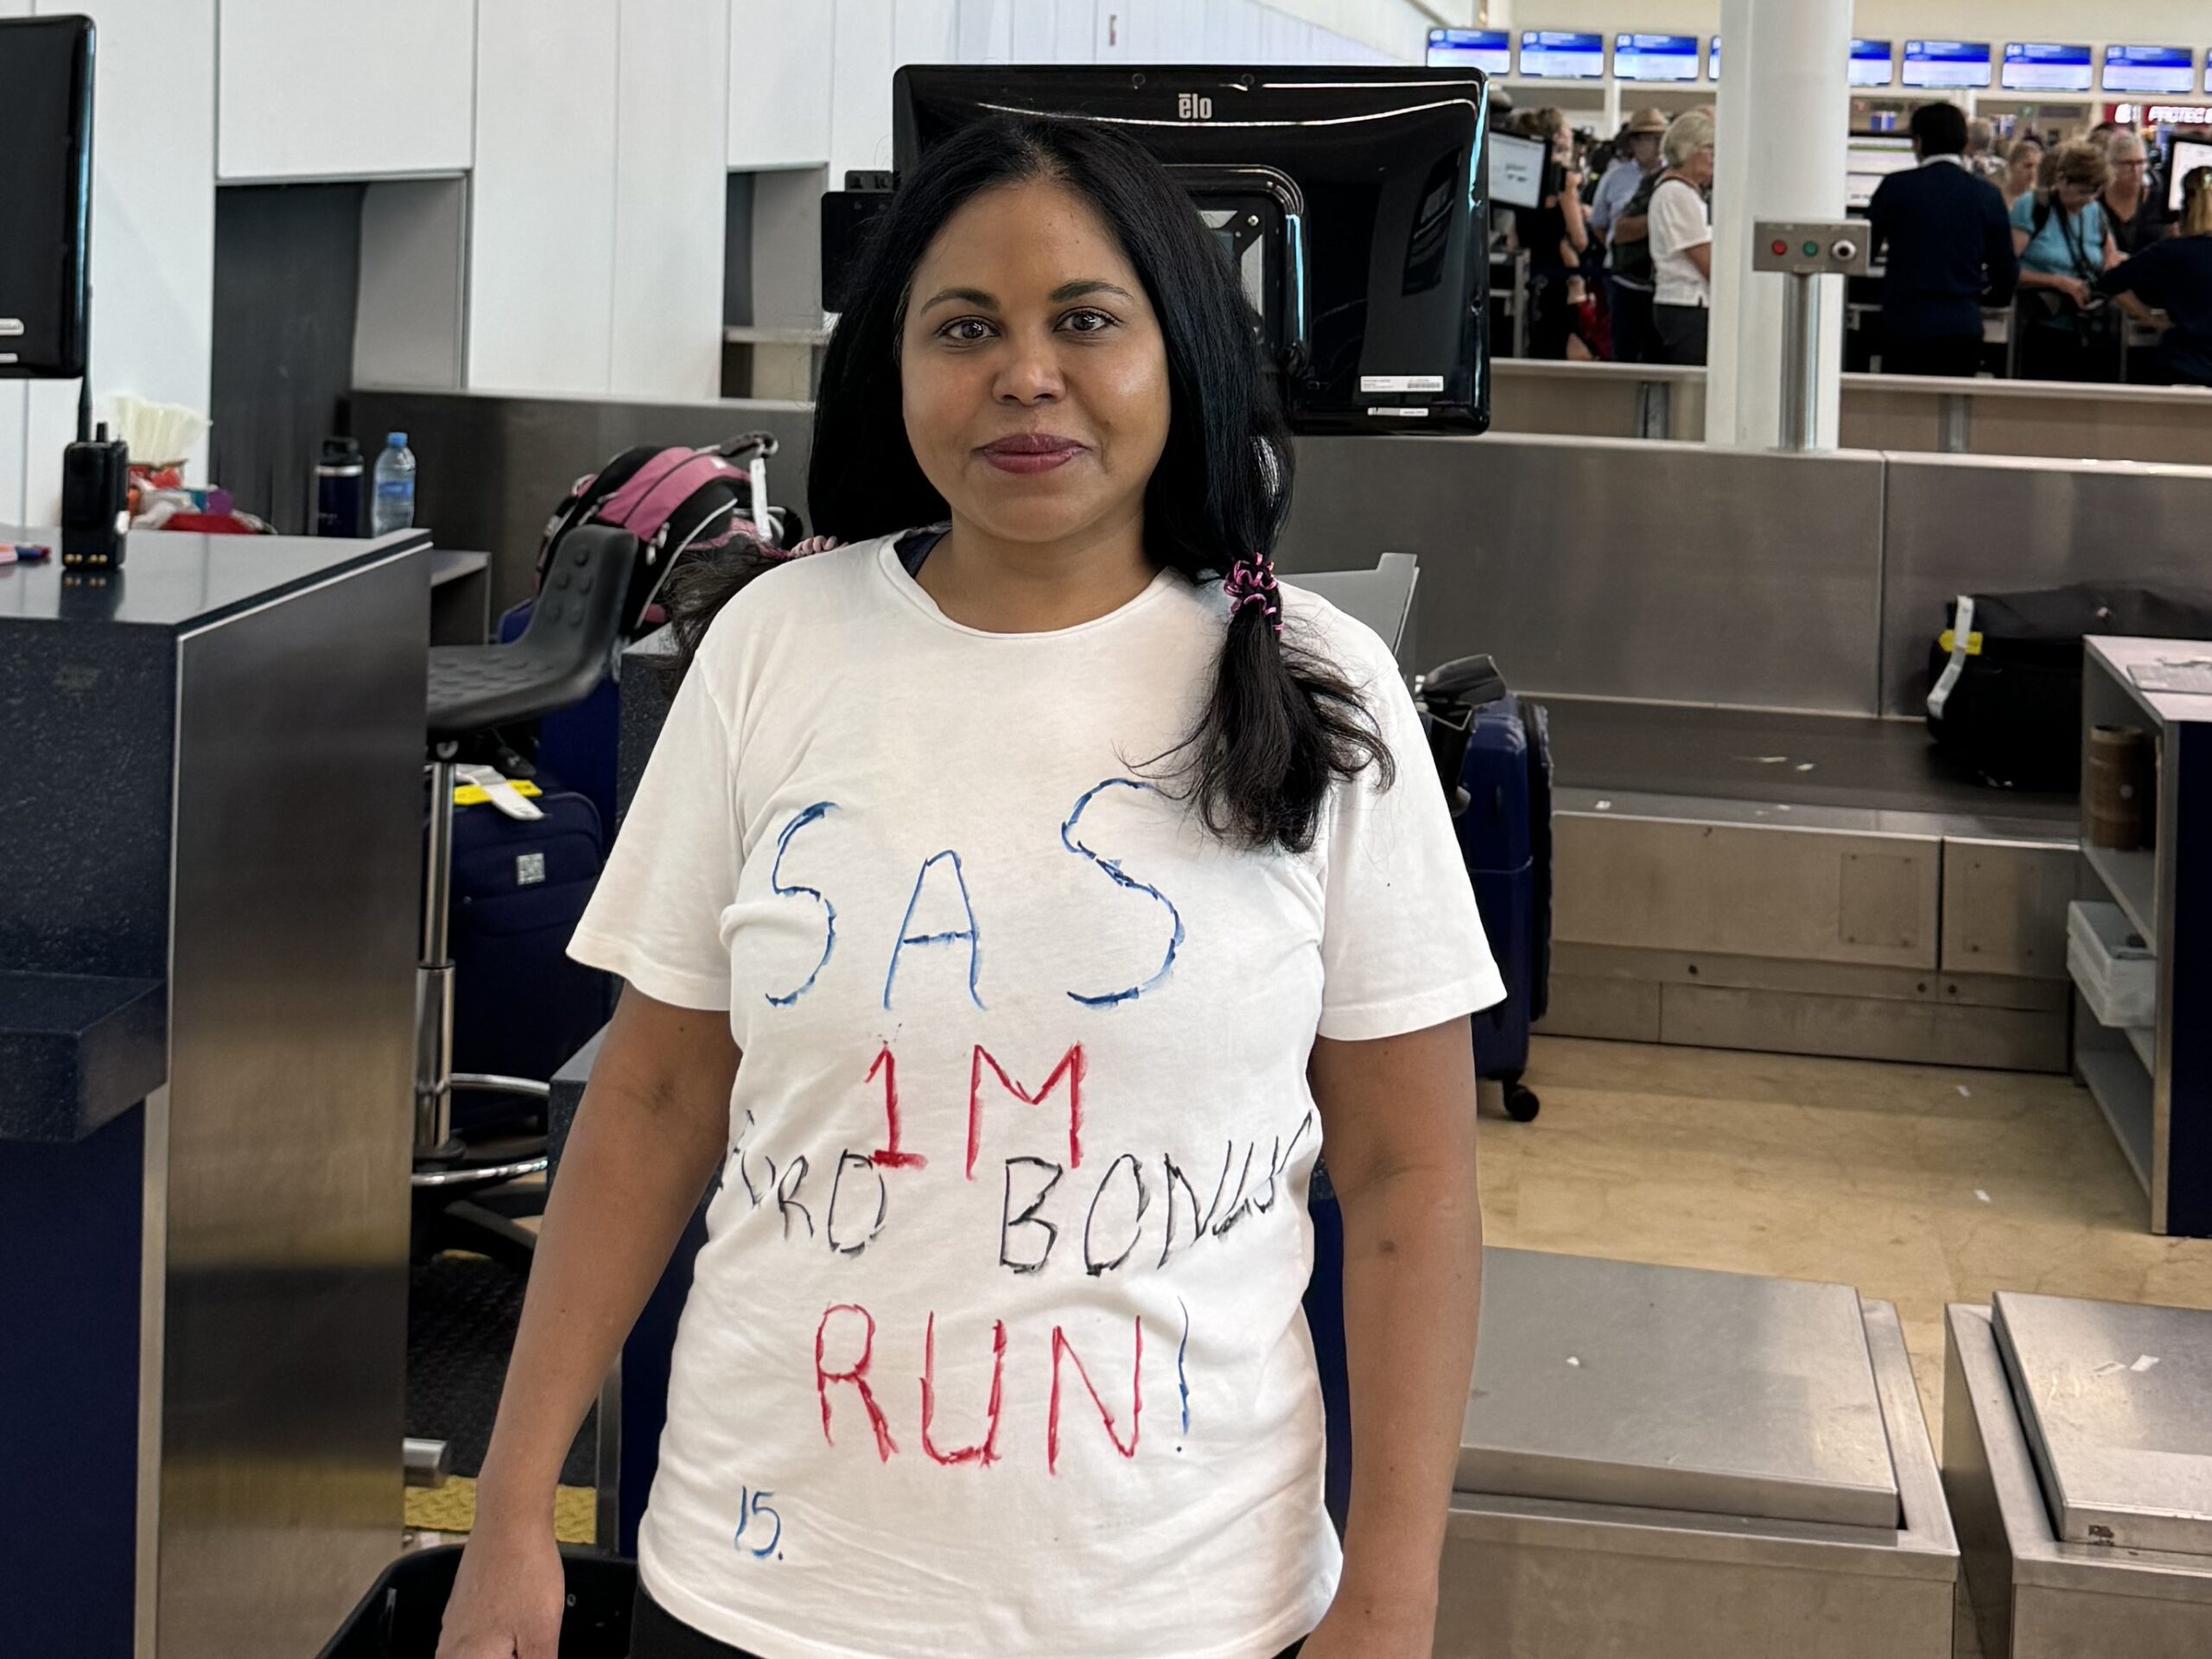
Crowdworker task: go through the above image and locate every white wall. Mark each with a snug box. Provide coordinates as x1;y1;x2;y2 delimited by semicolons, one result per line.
1;0;217;529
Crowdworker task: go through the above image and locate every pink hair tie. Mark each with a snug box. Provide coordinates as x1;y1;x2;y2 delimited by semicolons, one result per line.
1224;556;1282;637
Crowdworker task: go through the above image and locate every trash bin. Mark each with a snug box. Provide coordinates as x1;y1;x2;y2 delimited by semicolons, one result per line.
316;1546;636;1659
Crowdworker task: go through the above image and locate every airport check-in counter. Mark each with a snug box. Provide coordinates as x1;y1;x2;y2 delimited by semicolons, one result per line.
0;529;427;1657
1440;1250;1957;1659
1946;1294;2212;1656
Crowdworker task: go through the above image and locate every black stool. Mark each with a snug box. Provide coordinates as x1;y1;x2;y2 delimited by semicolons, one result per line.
414;524;640;1267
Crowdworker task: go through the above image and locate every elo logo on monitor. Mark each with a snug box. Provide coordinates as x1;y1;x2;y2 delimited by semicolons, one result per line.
1177;92;1213;120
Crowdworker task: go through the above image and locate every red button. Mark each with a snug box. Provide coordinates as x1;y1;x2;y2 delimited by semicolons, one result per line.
1770;238;1789;255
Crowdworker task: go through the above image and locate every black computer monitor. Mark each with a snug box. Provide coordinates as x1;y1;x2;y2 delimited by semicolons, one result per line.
880;65;1493;435
0;16;94;379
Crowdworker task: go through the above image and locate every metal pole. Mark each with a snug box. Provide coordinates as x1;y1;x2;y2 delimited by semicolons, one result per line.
415;760;457;1155
1777;274;1820;452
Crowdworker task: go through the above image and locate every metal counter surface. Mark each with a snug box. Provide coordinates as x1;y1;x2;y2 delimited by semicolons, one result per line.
1459;1249;1898;1530
1946;1304;2212;1659
1537;698;2076;823
0;524;429;627
1993;1291;2212;1558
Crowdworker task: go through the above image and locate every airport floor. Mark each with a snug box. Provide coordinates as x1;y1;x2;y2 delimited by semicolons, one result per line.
409;1035;2212;1653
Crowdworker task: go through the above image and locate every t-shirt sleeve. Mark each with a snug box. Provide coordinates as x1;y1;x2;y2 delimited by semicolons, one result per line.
2009;193;2035;233
1313;623;1507;1043
1650;181;1710;257
567;658;743;1011
2101;240;2165;303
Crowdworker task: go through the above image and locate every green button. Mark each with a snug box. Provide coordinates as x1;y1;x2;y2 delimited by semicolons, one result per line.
1802;240;1820;257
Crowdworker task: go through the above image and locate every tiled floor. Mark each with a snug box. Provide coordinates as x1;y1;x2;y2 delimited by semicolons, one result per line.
1484;1035;2212;1659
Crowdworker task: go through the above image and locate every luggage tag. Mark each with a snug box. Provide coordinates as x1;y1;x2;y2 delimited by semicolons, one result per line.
455;763;544;821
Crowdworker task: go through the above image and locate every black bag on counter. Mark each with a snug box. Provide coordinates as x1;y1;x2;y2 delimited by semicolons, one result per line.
1924;584;2212;791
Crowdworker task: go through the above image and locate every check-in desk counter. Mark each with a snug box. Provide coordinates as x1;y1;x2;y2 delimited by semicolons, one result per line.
1440;1251;1957;1658
1946;1294;2212;1656
0;530;427;1656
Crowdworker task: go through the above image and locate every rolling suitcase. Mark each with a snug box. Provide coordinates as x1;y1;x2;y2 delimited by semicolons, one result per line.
1420;656;1553;1122
445;787;614;1133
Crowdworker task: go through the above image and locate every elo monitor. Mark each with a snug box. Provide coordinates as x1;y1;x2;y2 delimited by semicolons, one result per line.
0;16;95;379
886;66;1496;435
2104;46;2194;95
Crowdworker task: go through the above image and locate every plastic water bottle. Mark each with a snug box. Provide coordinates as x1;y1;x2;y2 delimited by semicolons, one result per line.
371;431;416;536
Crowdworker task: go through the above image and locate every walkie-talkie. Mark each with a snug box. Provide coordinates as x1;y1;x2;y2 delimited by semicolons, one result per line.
60;420;130;569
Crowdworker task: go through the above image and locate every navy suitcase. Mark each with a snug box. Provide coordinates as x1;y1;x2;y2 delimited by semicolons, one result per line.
1420;657;1553;1122
446;788;615;1132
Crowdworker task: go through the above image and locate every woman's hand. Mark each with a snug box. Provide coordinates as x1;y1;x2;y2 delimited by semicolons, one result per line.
434;1519;566;1659
2055;275;2093;307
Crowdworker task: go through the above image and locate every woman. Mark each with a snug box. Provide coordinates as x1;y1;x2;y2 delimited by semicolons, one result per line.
436;117;1499;1659
2000;138;2044;212
2012;142;2121;382
1649;110;1716;366
1510;107;1591;359
2101;131;2172;257
2103;167;2212;387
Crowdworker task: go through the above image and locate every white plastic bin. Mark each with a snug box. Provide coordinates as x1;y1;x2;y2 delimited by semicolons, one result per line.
2067;900;2156;1029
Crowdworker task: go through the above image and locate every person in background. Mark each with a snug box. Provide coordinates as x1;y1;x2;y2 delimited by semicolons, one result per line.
2102;131;2172;257
1510;107;1591;359
1649;110;1715;366
1867;102;2018;377
2001;138;2044;211
1591;109;1669;364
2086;121;2120;156
2012;142;2121;381
2101;167;2212;387
1966;118;2004;182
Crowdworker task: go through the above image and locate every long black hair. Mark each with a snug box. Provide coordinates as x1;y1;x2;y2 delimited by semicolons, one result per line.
670;115;1389;853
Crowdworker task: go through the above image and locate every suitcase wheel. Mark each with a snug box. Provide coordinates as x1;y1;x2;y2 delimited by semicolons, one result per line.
1504;1082;1541;1123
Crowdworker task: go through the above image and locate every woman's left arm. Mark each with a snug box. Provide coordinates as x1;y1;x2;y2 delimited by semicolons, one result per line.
1301;1017;1483;1658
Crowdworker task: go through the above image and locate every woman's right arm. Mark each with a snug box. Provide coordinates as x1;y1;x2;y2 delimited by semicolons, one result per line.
437;985;741;1659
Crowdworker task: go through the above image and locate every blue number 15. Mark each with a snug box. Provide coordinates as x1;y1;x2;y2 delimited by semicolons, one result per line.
733;1486;783;1559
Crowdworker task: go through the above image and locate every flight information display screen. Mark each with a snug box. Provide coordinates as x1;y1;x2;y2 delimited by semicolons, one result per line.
1425;29;1511;75
2102;46;2194;95
1904;41;1993;89
2002;42;2093;93
1849;40;1894;87
1518;31;1606;80
1614;34;1700;83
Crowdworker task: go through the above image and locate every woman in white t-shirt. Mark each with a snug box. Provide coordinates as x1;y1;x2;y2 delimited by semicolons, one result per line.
437;116;1501;1659
1649;110;1717;366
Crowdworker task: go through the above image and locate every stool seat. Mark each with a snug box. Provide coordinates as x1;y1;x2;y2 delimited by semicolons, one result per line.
428;525;639;741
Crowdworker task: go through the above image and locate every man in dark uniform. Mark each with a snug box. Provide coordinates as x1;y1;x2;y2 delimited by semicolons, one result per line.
1868;102;2021;377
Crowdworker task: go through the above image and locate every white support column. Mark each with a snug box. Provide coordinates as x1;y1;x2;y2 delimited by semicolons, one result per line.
1706;0;1851;449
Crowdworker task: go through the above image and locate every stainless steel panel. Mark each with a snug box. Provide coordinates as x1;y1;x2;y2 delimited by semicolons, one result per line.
1941;839;2082;981
1552;941;2069;1013
1993;1291;2212;1557
159;550;425;1657
1439;1299;1954;1659
1554;811;1941;969
1659;983;2069;1072
1878;452;2212;716
1459;1250;1898;1529
1534;975;1661;1042
1944;1304;2212;1659
1279;435;1886;714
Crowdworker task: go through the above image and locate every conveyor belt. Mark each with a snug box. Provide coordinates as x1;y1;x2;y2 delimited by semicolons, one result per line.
1538;698;2076;826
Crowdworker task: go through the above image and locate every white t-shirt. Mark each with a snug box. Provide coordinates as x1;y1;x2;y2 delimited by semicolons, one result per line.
1650;177;1713;308
569;534;1503;1659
